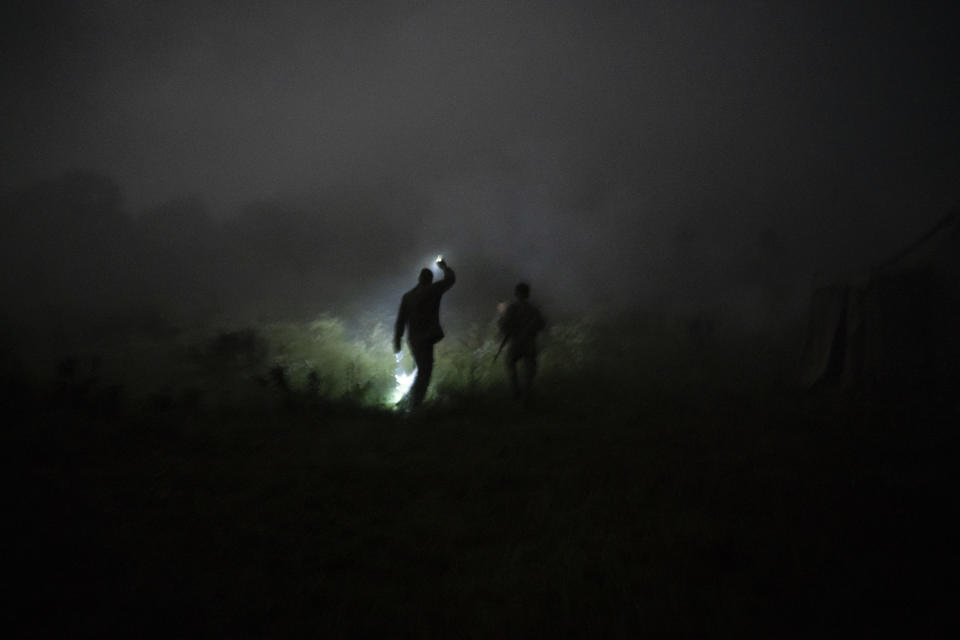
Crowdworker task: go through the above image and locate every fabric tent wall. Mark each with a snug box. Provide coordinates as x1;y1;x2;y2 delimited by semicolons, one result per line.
800;208;960;395
799;285;848;388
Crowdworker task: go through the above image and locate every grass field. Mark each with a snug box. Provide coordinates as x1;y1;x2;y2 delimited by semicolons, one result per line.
7;320;958;637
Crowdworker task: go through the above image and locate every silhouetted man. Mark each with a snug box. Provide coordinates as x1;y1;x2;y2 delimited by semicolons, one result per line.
498;282;546;404
394;257;455;409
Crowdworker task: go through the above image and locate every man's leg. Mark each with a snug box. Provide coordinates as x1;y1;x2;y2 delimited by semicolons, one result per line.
506;349;522;399
521;353;537;395
507;344;537;397
410;342;434;408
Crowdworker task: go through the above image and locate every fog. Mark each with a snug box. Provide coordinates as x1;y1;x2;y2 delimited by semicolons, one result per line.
2;1;958;338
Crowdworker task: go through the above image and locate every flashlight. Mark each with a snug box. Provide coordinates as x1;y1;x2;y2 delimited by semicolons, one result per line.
436;255;443;263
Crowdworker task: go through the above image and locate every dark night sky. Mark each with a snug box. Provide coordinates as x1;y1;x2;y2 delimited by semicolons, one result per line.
2;0;958;324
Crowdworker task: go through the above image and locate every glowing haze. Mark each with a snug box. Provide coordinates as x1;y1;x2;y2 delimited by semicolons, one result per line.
2;1;958;327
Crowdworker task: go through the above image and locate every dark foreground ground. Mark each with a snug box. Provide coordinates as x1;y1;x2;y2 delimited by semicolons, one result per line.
8;386;959;637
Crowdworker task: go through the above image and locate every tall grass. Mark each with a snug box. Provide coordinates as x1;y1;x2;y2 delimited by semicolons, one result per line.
4;309;803;418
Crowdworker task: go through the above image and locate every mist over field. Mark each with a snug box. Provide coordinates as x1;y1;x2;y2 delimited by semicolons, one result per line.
3;1;958;344
4;2;959;636
1;169;803;337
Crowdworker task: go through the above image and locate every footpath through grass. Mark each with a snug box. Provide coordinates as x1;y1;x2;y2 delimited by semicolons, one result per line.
9;383;959;637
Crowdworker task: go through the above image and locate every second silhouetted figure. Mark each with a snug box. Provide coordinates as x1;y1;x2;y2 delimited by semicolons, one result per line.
394;257;455;409
498;282;546;405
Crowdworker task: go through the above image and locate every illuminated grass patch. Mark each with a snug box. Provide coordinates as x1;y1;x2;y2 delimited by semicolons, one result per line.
390;352;416;407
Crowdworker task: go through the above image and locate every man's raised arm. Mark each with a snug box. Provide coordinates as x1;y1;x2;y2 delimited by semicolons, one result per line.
436;259;455;292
